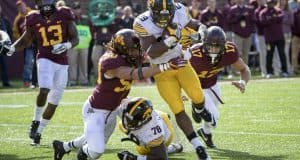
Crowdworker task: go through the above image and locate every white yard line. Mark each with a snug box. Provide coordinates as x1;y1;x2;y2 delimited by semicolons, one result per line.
0;104;29;108
0;123;299;137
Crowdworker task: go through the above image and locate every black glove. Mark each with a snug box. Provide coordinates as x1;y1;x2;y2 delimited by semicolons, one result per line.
117;151;137;160
0;41;14;56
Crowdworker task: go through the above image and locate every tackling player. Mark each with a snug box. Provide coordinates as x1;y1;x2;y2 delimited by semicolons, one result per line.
133;0;211;159
0;0;79;145
116;97;183;160
51;29;187;160
189;26;251;148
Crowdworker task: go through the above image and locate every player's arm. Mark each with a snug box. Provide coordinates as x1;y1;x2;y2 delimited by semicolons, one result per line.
12;26;34;52
231;58;251;93
106;57;187;80
67;21;79;47
185;19;207;42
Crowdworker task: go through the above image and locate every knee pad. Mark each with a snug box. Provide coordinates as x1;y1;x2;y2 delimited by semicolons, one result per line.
48;88;64;105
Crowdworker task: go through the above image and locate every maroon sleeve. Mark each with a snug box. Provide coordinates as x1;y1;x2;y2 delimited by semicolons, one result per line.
58;7;75;21
101;54;128;73
223;42;239;65
25;11;39;27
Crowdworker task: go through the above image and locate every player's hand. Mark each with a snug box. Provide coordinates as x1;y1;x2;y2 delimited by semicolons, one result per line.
51;42;72;55
232;80;246;93
190;24;207;43
0;41;15;56
182;49;192;60
159;56;187;72
117;151;137;160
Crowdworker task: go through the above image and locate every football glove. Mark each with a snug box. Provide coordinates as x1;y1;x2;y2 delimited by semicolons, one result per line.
159;56;187;72
51;42;72;55
190;24;207;43
0;41;15;56
163;23;181;49
117;151;137;160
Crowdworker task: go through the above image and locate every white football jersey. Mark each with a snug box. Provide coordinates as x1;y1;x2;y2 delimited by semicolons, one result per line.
133;3;191;64
129;111;171;147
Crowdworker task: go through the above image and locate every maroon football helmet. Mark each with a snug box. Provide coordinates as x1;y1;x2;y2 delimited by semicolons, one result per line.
203;26;226;65
35;0;56;16
112;29;142;66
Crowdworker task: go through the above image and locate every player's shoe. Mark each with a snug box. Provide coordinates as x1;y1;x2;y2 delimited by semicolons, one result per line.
197;128;216;148
29;120;40;139
31;133;41;146
53;140;70;160
167;143;183;154
77;147;88;160
196;145;210;160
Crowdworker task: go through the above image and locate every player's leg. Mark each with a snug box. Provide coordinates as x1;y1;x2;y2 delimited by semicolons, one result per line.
32;63;68;145
178;64;213;124
29;58;53;140
77;102;115;159
154;71;209;159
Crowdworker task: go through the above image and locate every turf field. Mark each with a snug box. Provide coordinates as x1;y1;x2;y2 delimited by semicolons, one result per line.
0;78;300;160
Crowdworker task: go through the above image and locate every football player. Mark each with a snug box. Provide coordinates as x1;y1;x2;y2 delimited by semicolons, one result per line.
189;26;251;148
1;0;79;145
116;97;183;160
52;29;187;160
133;0;210;159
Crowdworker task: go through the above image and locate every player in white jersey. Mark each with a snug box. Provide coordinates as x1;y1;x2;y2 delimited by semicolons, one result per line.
133;0;211;159
116;97;183;160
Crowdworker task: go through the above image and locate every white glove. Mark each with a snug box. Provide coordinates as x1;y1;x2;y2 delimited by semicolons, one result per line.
6;45;15;56
51;42;72;55
232;79;246;93
163;36;178;48
190;24;207;42
0;41;15;56
182;49;192;60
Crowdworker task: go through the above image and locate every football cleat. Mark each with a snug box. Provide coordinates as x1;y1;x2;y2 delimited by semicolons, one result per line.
117;151;137;160
53;140;70;160
29;120;40;139
196;145;210;160
167;143;183;154
31;133;41;146
77;147;88;160
192;105;213;124
197;128;216;149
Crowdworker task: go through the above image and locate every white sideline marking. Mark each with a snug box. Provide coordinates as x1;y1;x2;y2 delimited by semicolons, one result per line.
1;123;300;137
0;102;83;108
0;104;28;108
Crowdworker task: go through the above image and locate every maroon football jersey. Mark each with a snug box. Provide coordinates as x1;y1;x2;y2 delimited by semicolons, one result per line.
25;7;75;65
190;42;239;89
89;51;133;111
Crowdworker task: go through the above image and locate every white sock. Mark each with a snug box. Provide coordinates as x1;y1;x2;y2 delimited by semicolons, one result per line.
64;135;86;151
137;155;147;160
37;119;49;134
33;106;44;121
202;125;212;134
194;107;204;113
190;137;203;149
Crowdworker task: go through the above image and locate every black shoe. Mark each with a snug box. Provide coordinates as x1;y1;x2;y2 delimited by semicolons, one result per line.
31;133;41;145
29;121;40;139
196;146;210;160
192;106;213;123
197;128;216;148
77;147;88;160
53;140;70;160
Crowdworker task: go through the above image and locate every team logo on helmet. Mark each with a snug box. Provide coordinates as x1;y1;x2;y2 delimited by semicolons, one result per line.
122;97;153;131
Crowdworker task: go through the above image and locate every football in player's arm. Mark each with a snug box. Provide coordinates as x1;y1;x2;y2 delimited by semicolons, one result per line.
52;29;187;160
188;26;251;148
116;97;183;160
133;0;210;159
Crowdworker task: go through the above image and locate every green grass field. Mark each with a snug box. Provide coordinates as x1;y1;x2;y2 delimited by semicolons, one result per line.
1;78;300;160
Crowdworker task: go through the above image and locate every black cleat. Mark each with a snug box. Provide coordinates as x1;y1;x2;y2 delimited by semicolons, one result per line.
192;106;213;123
77;147;88;160
197;128;216;148
29;120;40;139
31;133;41;146
53;140;70;160
196;145;210;160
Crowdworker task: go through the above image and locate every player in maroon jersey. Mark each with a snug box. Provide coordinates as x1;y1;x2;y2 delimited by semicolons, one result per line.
51;29;187;160
188;26;251;148
2;0;79;145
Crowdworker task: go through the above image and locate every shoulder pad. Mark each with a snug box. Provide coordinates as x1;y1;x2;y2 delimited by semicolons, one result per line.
57;7;75;21
133;19;150;37
25;10;40;26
